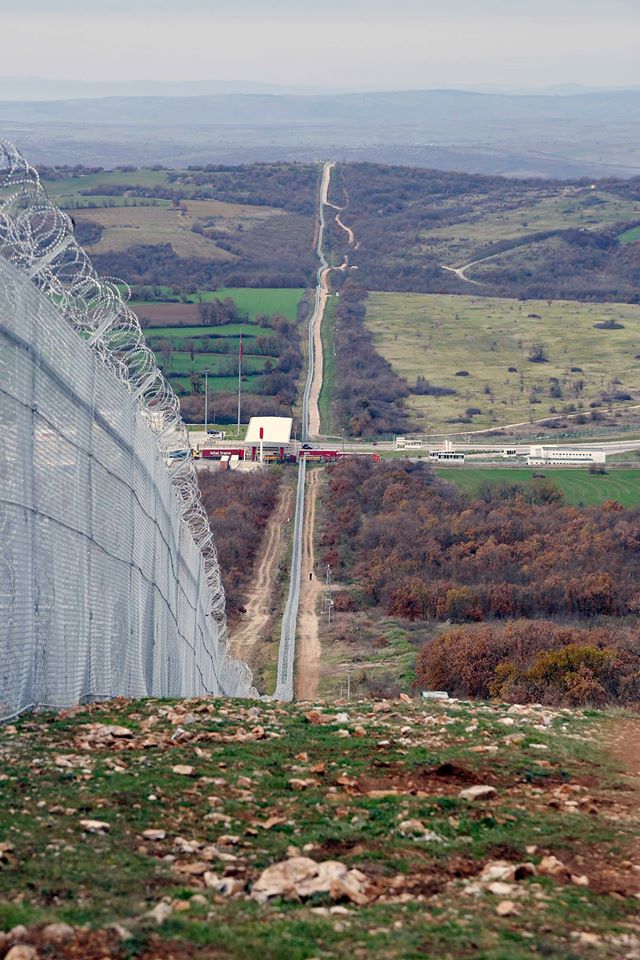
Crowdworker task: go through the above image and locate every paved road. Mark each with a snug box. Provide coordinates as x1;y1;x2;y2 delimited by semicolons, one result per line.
274;162;333;701
273;457;307;701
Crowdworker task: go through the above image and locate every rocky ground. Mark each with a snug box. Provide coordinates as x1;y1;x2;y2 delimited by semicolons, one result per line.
0;696;639;959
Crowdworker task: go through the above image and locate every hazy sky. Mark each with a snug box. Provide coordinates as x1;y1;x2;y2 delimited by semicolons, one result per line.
2;0;639;91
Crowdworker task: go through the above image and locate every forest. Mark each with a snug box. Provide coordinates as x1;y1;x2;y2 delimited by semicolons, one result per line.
42;160;640;300
331;281;414;436
319;458;640;705
199;468;280;620
330;163;640;301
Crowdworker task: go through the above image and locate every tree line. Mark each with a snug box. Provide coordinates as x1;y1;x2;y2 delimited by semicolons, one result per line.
319;458;640;705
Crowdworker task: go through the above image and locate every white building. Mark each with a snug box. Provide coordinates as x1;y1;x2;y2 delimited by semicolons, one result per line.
428;450;465;462
395;437;423;450
244;416;294;462
527;445;606;465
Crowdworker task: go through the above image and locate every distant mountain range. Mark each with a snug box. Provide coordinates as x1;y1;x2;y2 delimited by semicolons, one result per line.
0;76;334;100
2;77;640;101
2;87;639;178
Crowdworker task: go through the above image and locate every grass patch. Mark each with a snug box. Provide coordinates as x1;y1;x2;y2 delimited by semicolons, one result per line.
0;700;637;958
436;466;640;507
618;225;640;245
319;294;337;434
364;292;640;432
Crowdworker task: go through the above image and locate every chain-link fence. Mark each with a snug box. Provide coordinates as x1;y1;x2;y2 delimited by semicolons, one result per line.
0;142;256;718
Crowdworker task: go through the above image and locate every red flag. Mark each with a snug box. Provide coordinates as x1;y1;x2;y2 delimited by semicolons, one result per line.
239;333;243;363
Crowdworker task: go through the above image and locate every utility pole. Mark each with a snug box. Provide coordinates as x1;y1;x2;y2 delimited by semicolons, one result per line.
204;368;209;434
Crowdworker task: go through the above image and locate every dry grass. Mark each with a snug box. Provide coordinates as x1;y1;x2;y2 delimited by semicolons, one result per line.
74;206;237;259
365;292;640;431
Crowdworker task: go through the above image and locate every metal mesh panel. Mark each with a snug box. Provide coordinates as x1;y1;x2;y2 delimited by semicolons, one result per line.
0;141;257;719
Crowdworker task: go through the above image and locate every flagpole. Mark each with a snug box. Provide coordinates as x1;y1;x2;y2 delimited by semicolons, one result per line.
237;333;242;437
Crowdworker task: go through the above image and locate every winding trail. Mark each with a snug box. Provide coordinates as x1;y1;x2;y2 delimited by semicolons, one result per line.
306;162;334;440
441;251;504;286
295;468;322;700
230;483;294;661
307;163;355;440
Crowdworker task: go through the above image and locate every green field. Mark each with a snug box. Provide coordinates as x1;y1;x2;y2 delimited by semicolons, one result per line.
365;292;640;432
423;188;640;254
618;225;640;245
133;288;304;323
157;351;272;375
193;288;303;320
148;323;260;340
42;169;170;201
137;288;303;402
437;466;640;507
319;294;338;434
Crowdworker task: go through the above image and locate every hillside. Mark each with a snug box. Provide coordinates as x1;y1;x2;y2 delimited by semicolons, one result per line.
329;164;640;301
362;293;640;432
0;696;638;959
5;88;640;176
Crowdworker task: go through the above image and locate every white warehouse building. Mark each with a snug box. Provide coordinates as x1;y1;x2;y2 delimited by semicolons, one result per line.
527;445;606;465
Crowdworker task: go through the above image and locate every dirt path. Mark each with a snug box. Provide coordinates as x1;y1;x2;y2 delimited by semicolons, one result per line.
295;468;322;700
230;483;294;662
307;262;331;439
307;163;354;439
441;251;505;286
335;211;355;246
608;716;640;789
605;716;640;862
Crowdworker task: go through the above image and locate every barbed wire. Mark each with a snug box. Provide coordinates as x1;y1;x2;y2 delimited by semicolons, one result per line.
0;140;256;698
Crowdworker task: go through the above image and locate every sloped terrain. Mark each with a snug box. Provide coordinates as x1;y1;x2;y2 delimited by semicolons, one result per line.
0;697;639;959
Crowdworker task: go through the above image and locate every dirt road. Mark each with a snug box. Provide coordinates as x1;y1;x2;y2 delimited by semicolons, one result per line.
230;483;294;662
441;251;505;285
306;162;355;440
306;163;334;440
295;468;322;700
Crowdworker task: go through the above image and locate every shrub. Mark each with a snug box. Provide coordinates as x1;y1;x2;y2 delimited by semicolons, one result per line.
417;621;640;706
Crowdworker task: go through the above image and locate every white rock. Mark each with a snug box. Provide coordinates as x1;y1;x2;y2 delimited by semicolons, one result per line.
496;899;518;917
480;861;517;883
172;764;195;776
538;855;570;878
5;947;38;960
109;923;133;941
148;901;173;925
487;881;516;896
94;724;133;738
459;785;497;801
142;829;166;841
80;819;110;834
398;820;444;842
41;923;74;943
251;857;370;905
